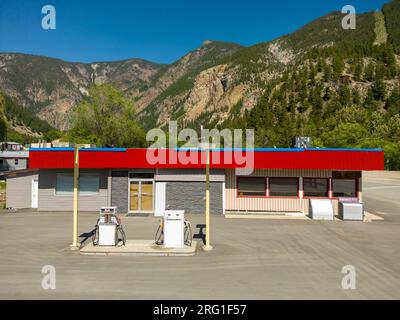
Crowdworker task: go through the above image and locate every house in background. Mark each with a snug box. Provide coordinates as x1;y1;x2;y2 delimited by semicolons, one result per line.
5;147;384;215
0;142;29;173
30;141;95;149
2;141;94;209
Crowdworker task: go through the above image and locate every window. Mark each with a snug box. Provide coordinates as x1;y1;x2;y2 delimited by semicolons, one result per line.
303;178;329;197
79;175;100;195
269;178;298;197
14;159;19;166
333;179;357;198
56;174;73;195
238;178;266;196
56;173;99;196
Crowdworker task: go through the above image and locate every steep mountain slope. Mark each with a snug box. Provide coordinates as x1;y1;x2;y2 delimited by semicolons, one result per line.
138;41;244;128
383;0;400;53
0;54;163;129
0;93;55;143
139;10;377;130
0;41;241;130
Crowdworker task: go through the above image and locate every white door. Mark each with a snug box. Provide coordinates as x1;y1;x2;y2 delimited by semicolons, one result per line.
32;178;38;208
154;182;166;217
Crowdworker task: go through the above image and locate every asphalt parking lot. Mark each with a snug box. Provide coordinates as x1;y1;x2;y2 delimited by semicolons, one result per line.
0;171;400;299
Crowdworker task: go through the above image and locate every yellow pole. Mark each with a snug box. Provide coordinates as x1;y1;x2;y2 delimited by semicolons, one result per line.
71;145;79;249
203;147;213;251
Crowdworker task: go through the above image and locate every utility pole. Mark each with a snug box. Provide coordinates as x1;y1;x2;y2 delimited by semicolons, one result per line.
201;125;213;251
203;145;213;251
70;145;80;249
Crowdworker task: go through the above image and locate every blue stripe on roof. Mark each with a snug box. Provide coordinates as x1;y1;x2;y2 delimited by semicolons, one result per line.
176;148;302;152
81;148;126;152
29;147;382;153
29;148;126;152
304;148;383;152
29;148;74;151
175;148;383;152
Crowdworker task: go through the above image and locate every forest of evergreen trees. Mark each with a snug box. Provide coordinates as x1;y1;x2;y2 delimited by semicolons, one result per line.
0;94;57;144
220;39;400;169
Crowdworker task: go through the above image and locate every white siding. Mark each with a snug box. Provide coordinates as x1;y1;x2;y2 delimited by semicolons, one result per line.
6;171;38;209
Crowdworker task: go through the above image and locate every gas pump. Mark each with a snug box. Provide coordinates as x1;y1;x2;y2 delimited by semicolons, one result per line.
155;210;192;248
92;207;126;246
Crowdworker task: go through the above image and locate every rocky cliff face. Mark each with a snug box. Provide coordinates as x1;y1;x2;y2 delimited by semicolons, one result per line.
137;39;297;129
0;41;246;130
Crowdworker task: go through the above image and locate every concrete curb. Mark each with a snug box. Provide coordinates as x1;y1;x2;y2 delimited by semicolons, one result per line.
80;239;197;256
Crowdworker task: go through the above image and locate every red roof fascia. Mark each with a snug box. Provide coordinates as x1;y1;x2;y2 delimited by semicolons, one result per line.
28;149;385;171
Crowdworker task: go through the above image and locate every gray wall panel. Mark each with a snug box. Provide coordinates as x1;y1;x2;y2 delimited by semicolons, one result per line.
156;169;225;182
111;171;128;213
166;181;223;214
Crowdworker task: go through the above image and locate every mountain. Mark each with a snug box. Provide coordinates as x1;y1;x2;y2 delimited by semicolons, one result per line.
140;8;383;130
0;53;163;130
0;40;243;130
0;0;399;146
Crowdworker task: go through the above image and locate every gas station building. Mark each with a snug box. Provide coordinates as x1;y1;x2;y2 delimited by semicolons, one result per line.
6;148;384;216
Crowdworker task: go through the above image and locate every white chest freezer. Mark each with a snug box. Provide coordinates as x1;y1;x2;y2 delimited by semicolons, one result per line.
339;202;364;221
309;199;334;221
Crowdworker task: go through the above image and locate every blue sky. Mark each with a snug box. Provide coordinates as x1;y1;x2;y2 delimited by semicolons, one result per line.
0;0;389;64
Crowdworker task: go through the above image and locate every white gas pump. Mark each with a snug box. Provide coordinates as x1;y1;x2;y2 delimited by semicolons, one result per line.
93;207;126;246
163;210;185;248
98;223;117;246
